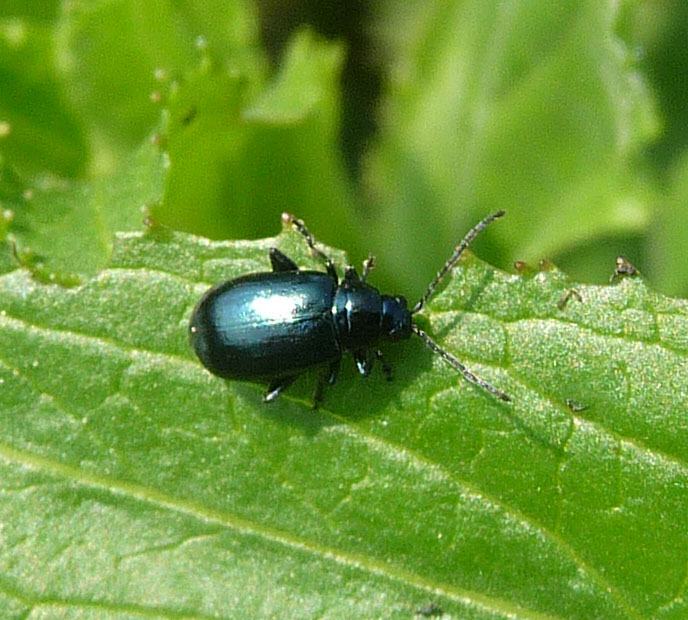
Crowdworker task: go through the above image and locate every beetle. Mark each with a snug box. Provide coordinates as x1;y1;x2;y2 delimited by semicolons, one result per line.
189;211;510;405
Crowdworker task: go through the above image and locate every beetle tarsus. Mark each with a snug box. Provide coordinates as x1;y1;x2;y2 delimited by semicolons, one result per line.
354;349;373;377
264;376;297;402
327;359;340;385
361;254;376;282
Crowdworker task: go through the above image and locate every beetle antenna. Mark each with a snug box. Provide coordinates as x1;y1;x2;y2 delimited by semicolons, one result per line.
412;324;510;401
411;210;505;314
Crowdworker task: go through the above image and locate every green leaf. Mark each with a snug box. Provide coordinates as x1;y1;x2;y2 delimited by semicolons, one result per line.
365;0;659;294
649;150;688;296
0;16;354;284
158;28;356;246
0;227;686;619
54;0;262;167
0;1;59;21
0;17;86;178
0;129;166;282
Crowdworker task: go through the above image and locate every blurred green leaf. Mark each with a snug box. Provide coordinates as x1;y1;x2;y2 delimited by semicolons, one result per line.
365;0;659;295
0;15;356;284
0;129;166;281
0;228;686;618
158;28;356;246
0;0;59;21
54;0;262;171
0;17;86;178
649;150;688;296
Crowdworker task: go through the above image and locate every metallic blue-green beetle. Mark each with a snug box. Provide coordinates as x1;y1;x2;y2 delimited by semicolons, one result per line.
189;212;510;405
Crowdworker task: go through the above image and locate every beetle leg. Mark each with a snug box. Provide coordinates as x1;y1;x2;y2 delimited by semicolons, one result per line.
309;360;341;409
343;266;361;284
327;359;341;385
282;213;338;282
361;254;376;282
264;376;297;402
354;349;373;377
376;349;393;381
269;247;299;272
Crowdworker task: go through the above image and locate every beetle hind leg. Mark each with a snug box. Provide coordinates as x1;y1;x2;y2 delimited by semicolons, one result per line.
269;248;299;272
264;376;297;402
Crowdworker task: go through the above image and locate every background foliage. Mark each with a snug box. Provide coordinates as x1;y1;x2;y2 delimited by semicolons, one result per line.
0;1;687;618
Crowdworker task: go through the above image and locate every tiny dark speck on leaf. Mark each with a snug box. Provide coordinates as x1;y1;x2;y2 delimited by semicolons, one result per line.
558;288;582;310
415;601;443;617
